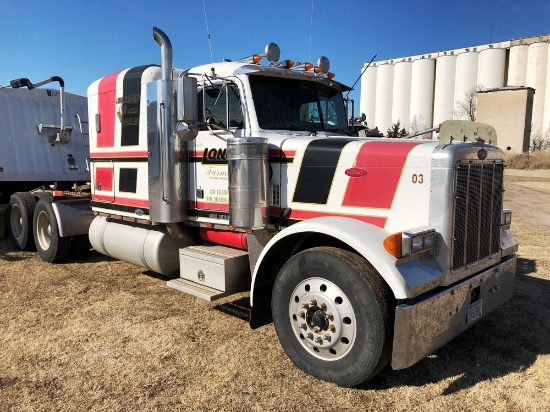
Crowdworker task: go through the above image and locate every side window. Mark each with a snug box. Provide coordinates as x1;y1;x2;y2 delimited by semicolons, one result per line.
198;83;244;130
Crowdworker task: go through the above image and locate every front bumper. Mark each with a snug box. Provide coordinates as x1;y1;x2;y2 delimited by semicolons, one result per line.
391;254;516;370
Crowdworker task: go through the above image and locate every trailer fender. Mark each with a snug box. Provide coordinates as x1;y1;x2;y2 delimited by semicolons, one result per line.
250;217;432;328
52;199;94;237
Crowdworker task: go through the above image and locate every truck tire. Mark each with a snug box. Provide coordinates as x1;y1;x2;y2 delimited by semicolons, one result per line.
271;247;394;387
33;198;71;263
9;192;36;251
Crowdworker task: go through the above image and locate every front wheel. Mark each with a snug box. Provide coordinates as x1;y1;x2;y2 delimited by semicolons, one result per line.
271;247;394;387
33;199;71;263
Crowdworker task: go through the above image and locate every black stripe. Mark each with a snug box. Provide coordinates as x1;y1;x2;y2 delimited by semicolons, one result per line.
187;209;230;220
269;156;294;164
92;201;149;215
121;65;156;146
292;138;354;204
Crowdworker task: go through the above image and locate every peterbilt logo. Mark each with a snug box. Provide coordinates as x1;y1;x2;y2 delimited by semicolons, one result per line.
345;167;368;178
477;148;488;160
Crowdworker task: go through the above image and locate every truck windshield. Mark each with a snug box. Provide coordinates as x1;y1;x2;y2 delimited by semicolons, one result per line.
249;75;348;134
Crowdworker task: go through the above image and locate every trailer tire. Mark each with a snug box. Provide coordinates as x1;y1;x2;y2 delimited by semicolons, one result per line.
70;235;92;259
33;199;71;263
271;247;394;387
9;192;36;251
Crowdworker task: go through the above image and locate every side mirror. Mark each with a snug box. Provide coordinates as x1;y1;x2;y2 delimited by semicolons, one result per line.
177;76;198;123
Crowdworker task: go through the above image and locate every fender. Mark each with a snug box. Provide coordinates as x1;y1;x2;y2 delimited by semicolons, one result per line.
250;217;415;328
52;199;95;237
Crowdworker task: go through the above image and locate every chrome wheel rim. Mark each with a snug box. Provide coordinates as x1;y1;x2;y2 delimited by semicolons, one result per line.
35;210;51;250
10;204;23;238
289;277;357;361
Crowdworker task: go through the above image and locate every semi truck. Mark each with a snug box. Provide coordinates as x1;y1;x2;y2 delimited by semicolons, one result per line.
2;27;518;387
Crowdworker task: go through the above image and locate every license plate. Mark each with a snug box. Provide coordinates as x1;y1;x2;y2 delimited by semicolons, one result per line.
467;299;483;323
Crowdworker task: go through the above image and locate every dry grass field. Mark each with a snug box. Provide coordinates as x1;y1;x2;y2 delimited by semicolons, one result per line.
1;169;549;411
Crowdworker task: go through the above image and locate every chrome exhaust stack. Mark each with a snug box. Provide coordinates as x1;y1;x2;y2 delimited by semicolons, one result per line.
148;27;188;224
153;27;173;81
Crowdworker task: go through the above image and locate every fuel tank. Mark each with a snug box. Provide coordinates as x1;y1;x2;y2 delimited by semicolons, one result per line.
89;216;181;276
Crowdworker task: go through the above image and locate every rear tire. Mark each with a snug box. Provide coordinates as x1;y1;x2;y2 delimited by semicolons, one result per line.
33;199;71;263
271;247;394;387
9;192;36;251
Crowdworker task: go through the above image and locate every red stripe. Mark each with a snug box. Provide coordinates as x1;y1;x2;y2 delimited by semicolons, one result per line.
189;200;229;212
342;141;423;209
93;195;149;208
91;151;148;158
270;207;387;228
94;168;113;192
96;71;122;148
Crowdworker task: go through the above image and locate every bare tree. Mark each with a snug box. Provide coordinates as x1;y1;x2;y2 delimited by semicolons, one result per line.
409;114;428;137
454;86;480;121
531;126;550;152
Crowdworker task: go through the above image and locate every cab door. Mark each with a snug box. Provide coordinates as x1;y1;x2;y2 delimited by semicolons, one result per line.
189;81;245;223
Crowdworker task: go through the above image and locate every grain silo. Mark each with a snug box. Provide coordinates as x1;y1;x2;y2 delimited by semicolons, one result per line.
360;34;550;147
478;46;506;89
374;63;394;132
391;60;412;129
525;42;548;135
360;64;377;127
454;50;479;119
508;44;529;86
433;53;457;126
410;57;435;130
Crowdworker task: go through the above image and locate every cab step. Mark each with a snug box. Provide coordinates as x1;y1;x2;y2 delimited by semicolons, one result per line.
167;277;230;301
167;244;250;301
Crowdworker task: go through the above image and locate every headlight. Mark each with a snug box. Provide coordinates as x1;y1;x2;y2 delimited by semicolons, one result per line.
501;209;512;229
384;228;437;258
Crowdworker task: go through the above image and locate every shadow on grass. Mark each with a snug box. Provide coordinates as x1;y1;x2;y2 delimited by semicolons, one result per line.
65;249;118;264
361;257;550;394
0;239;32;262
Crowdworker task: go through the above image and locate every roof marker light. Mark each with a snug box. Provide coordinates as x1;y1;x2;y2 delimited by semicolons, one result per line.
273;59;294;69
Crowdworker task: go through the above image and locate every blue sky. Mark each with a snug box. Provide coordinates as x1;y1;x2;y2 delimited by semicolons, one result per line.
2;0;549;110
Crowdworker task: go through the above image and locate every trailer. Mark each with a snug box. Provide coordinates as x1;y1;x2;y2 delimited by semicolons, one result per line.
2;27;518;387
0;77;94;261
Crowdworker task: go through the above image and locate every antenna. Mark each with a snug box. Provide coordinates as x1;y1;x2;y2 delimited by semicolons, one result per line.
308;1;314;62
203;0;214;67
345;53;377;99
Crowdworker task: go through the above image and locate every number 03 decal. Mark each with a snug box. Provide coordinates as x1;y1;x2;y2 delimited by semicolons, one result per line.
412;174;424;184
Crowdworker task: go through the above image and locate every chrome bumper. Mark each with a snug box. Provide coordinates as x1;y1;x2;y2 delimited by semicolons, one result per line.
391;254;516;370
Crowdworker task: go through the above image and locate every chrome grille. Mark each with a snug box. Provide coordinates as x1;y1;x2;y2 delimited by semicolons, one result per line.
452;161;503;271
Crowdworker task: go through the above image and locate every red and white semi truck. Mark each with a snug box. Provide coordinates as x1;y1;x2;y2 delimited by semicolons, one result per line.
2;27;518;387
